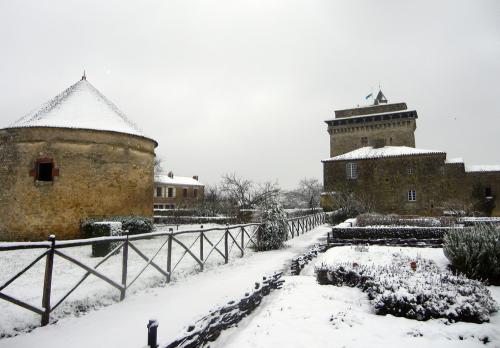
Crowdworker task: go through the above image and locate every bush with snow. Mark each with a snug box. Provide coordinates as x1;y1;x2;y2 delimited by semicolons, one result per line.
444;224;500;285
81;221;122;257
82;216;153;236
357;213;456;227
256;200;288;251
315;255;497;323
330;226;449;240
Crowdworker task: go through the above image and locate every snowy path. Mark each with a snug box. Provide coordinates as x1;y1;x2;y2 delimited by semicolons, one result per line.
215;246;500;348
0;225;330;348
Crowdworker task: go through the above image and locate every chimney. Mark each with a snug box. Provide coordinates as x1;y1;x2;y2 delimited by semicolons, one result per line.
192;175;199;181
168;171;174;178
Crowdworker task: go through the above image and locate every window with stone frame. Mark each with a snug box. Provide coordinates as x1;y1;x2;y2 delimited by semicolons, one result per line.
408;190;417;202
182;188;188;198
31;158;59;182
346;162;358;180
156;187;162;197
407;166;414;175
167;187;174;198
193;188;198;198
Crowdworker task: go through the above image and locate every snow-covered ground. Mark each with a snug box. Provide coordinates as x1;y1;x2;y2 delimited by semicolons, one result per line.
0;224;329;347
0;223;250;337
216;246;500;348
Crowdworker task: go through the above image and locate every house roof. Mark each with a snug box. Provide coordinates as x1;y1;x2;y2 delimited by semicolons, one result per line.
6;77;154;142
154;173;204;187
322;146;445;162
465;165;500;173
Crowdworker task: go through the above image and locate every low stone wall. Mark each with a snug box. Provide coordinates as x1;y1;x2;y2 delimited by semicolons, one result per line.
164;273;284;348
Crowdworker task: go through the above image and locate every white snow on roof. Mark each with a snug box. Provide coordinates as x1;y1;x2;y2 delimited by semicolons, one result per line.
155;173;204;186
465;165;500;172
445;157;464;164
7;78;151;140
322;146;445;162
325;109;416;123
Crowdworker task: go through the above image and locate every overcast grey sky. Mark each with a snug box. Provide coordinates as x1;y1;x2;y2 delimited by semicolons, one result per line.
1;0;499;189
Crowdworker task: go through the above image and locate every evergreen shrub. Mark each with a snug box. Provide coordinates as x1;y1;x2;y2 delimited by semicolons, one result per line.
82;221;122;257
444;224;500;285
256;200;288;251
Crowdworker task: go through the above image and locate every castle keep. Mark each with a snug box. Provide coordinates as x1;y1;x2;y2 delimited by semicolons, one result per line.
321;91;500;216
0;76;158;241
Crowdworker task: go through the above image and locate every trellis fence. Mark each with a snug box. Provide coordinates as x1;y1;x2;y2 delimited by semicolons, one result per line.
0;212;325;327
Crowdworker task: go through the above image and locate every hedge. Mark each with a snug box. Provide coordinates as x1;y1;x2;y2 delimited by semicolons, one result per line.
330;227;452;240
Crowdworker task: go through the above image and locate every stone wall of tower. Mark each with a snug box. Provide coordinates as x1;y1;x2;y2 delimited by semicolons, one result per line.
0;127;156;241
328;118;416;157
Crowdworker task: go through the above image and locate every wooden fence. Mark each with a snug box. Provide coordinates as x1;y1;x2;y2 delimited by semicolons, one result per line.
0;212;325;327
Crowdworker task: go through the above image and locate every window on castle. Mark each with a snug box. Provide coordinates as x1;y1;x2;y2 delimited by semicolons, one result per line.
156;187;162;197
485;187;492;197
361;137;368;146
37;162;54;181
407;167;413;175
408;190;417;202
346;162;358;180
167;187;174;198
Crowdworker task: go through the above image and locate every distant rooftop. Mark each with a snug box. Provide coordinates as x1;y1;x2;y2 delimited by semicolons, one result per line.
322;146;445;162
6;75;154;142
155;172;204;187
466;165;500;173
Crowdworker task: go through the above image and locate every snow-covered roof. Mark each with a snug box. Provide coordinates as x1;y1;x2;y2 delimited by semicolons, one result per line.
6;77;155;142
325;109;417;123
465;165;500;173
445;157;464;164
322;146;445;162
155;173;204;187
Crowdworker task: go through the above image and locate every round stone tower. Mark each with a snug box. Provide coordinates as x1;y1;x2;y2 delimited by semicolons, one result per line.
0;76;158;241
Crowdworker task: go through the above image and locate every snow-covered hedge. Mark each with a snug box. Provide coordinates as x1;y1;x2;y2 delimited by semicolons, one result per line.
82;216;154;236
256;201;288;251
82;221;122;257
315;256;497;323
330;227;451;240
357;213;456;227
444;224;500;285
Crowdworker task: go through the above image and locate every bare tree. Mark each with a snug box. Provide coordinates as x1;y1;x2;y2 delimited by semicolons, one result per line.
154;156;163;174
282;178;323;209
220;173;280;209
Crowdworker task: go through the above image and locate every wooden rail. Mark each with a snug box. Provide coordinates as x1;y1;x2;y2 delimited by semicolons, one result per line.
0;212;325;327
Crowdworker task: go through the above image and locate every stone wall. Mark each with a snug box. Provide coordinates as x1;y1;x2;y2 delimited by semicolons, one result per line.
328;119;416;156
0;127;157;241
322;154;500;216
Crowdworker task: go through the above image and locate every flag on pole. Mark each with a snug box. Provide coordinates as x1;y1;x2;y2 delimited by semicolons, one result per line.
365;93;373;100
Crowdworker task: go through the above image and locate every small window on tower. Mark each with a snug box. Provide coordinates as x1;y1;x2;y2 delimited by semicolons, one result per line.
485;187;492;197
37;162;53;181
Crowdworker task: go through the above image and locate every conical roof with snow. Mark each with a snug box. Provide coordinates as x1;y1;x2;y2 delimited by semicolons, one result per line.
7;77;154;142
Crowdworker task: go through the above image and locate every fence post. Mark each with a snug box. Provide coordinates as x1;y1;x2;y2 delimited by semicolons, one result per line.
240;226;244;257
200;225;204;268
147;319;159;348
166;228;173;283
120;231;129;301
41;234;55;326
224;224;229;264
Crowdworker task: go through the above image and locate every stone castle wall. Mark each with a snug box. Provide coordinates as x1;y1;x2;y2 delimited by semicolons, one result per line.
329;119;416;156
0;127;156;241
322;154;500;216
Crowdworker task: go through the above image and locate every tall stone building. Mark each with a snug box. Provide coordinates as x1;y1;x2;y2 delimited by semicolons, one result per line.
321;91;500;216
0;75;158;241
325;91;417;157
